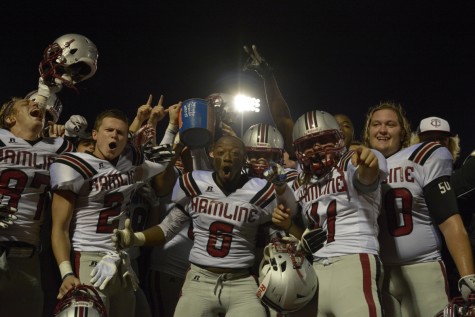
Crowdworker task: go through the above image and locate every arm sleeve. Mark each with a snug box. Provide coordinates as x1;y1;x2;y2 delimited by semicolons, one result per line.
158;205;190;241
424;175;459;225
353;149;388;193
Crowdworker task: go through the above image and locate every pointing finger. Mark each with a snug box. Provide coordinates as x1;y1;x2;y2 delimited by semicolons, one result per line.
146;94;153;106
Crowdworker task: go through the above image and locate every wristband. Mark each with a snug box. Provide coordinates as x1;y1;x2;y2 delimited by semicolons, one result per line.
59;261;74;280
166;123;179;134
62;272;75;281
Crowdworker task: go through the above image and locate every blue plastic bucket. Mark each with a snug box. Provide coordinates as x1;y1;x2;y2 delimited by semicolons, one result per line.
179;98;215;149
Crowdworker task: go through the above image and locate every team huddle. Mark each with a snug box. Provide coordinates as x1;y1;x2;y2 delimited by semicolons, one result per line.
0;35;474;317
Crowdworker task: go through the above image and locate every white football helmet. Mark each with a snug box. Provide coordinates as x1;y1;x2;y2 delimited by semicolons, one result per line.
54;284;107;317
25;90;63;124
242;123;284;177
257;240;318;313
40;33;98;87
435;294;475;317
293;110;346;177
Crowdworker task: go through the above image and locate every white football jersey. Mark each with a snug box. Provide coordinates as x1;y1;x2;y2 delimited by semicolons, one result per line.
50;144;167;252
0;129;74;246
293;149;387;258
379;142;453;265
161;170;277;269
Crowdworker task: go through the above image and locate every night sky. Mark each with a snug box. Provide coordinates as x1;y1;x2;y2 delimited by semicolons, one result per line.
2;1;475;161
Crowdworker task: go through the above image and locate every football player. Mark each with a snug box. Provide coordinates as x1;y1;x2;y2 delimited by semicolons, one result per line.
363;101;475;316
0;97;74;316
50;104;180;317
112;135;279;317
272;110;388;316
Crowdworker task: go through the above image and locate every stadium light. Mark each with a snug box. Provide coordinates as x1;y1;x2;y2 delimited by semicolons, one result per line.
233;94;260;137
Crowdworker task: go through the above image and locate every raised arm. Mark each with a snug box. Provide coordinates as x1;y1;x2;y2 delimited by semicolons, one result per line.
129;95;153;134
243;45;295;157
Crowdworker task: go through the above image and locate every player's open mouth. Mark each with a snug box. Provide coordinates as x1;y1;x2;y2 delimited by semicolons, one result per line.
109;142;117;149
223;166;231;176
29;108;42;119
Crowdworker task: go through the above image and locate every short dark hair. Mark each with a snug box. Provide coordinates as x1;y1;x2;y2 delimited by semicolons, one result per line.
93;109;129;131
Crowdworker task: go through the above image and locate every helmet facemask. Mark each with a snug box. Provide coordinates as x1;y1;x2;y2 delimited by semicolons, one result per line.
257;239;317;313
39;34;98;91
294;130;345;178
245;147;284;178
54;284;107;317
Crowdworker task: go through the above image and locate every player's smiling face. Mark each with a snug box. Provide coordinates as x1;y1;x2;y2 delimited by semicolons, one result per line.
212;136;245;185
368;108;402;157
92;117;128;161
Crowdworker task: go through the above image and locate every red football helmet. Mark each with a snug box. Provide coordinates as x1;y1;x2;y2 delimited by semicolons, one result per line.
54;284;107;317
435;294;475;317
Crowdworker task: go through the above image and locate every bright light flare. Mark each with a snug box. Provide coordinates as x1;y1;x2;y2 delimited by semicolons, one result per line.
233;94;260;113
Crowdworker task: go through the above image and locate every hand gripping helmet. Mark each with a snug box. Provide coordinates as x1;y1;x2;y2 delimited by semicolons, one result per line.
256;240;318;313
435;294;475;317
206;92;238;125
39;33;98;88
242;123;284;177
54;284;108;317
293;110;346;177
25;90;63;124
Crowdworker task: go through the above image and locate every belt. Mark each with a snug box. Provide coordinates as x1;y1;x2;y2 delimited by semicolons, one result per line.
0;241;36;259
193;262;251;274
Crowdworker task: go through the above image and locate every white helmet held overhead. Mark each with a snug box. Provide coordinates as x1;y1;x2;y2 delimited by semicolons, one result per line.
242;123;284;177
257;240;318;313
25;90;63;124
54;284;107;317
39;33;98;87
293;110;346;177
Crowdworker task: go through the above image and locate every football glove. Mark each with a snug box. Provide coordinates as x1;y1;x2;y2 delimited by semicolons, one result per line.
90;253;121;290
263;162;287;186
64;115;89;138
459;274;475;300
300;227;327;254
119;252;139;291
144;143;175;163
36;77;63;109
112;218;137;250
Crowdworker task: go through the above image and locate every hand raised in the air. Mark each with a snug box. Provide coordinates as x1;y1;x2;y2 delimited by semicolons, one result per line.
242;45;273;79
